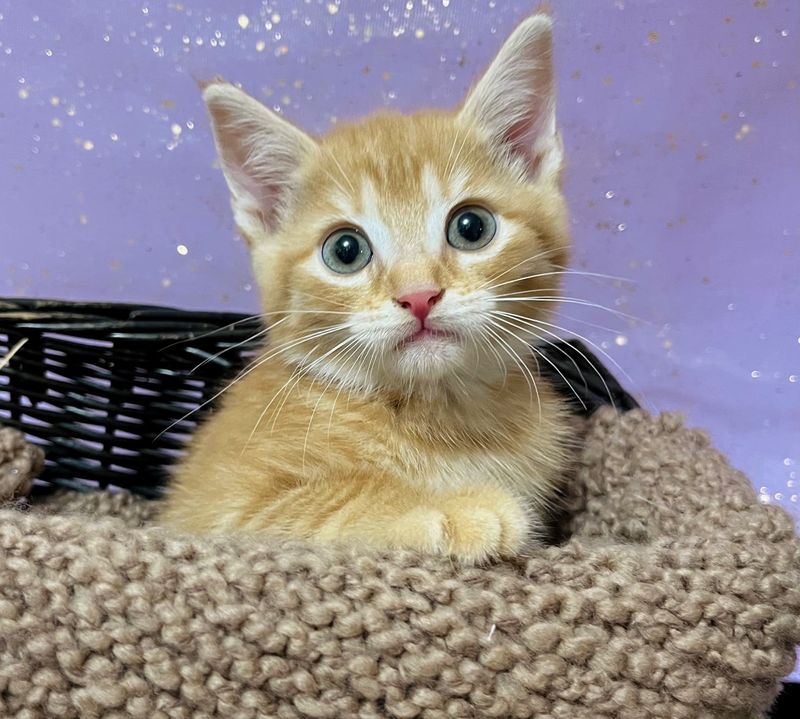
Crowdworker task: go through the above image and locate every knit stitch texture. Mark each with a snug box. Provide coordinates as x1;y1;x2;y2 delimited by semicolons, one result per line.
0;409;798;719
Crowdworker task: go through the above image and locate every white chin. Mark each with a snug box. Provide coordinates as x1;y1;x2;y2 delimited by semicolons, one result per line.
394;336;463;380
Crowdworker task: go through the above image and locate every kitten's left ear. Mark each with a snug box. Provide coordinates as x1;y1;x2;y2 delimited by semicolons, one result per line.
458;14;562;182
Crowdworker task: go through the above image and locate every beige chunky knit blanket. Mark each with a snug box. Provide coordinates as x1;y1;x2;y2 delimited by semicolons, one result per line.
0;409;798;719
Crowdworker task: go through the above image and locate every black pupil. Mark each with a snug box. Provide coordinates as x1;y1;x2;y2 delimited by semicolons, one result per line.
457;211;484;243
334;235;360;265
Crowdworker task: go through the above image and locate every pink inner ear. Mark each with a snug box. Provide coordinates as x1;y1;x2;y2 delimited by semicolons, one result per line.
503;116;545;176
224;157;282;226
505;116;535;156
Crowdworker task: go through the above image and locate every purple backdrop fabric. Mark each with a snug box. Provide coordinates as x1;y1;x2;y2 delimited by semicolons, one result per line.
1;0;799;673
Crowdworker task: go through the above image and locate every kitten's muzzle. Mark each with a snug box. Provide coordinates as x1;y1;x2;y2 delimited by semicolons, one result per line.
397;327;455;348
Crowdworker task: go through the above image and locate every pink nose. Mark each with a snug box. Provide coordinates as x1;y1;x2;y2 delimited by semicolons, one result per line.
395;288;444;322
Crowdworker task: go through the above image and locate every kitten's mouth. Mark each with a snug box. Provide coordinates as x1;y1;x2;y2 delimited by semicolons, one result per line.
397;327;455;349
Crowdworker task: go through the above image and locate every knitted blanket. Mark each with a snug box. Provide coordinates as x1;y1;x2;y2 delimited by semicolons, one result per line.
0;410;798;719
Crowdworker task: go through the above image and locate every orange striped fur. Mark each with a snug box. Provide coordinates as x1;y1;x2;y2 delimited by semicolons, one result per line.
161;14;575;563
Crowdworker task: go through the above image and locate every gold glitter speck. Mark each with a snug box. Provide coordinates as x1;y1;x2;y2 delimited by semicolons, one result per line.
176;244;189;256
50;96;60;106
255;40;266;52
51;118;62;127
327;3;339;14
82;140;94;151
18;88;29;99
171;123;182;136
735;123;752;140
647;31;659;43
415;28;425;39
237;14;250;30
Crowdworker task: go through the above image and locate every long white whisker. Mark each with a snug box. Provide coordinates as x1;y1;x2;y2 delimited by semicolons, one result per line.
325;149;356;194
326;341;371;442
447;128;471;183
484;323;541;422
361;340;381;392
242;345;319;455
476;244;572;290
531;316;637;383
493;296;644;323
160;314;263;350
485;269;634;293
321;168;351;201
528;317;652;411
249;331;359;455
189;317;289;374
492;286;562;297
551;310;624;335
156;322;350;438
293;290;352;310
443;124;463;183
470;324;508;387
187;307;354;373
492;311;592;388
270;333;359;436
302;336;360;469
491;314;587;410
493;310;618;409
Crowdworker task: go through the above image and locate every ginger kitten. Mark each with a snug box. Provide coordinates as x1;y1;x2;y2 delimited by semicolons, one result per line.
160;14;574;563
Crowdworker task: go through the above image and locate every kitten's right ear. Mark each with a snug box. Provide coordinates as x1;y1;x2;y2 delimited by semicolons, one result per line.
202;81;317;242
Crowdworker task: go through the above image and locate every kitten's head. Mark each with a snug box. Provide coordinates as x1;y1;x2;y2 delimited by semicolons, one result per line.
204;14;570;394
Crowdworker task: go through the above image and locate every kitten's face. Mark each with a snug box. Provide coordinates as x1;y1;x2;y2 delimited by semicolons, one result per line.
205;15;569;393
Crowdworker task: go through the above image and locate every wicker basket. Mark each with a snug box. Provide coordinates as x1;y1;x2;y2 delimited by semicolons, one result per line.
0;298;637;497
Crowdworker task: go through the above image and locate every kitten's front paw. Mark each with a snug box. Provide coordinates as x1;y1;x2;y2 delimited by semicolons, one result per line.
393;489;530;564
440;488;530;563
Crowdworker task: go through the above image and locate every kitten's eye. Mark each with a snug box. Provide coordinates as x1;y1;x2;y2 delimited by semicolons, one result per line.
321;229;373;274
446;205;497;251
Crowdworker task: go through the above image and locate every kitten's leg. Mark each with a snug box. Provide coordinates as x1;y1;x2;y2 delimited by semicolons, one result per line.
243;480;532;563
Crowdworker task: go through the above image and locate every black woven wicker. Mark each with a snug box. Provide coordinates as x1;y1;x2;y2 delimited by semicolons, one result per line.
0;297;637;497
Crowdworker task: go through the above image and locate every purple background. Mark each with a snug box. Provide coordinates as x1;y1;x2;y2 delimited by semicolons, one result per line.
2;0;798;593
